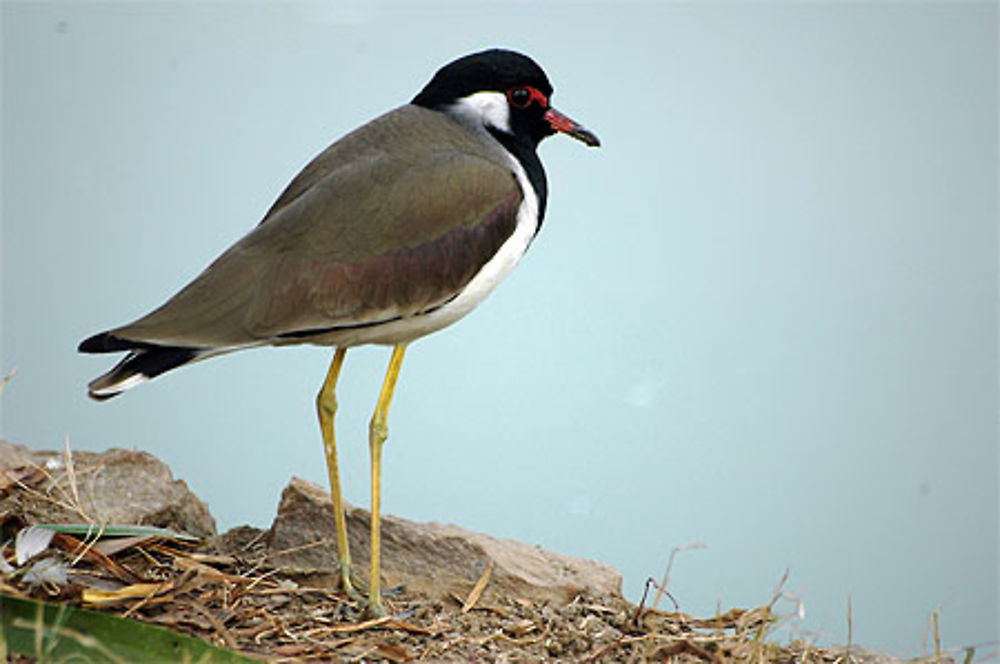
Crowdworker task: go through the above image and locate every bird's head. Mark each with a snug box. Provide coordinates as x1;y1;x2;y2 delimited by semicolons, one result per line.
412;48;600;149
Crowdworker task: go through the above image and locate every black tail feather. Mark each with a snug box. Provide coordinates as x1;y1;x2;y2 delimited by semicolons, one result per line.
79;332;201;400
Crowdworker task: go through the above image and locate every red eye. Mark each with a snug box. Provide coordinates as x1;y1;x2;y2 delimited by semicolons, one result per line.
507;86;548;109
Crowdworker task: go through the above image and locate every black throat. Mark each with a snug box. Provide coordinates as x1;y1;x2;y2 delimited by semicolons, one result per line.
487;128;549;229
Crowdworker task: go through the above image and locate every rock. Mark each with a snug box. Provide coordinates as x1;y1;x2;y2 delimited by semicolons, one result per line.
0;440;215;538
1;441;621;603
267;476;622;604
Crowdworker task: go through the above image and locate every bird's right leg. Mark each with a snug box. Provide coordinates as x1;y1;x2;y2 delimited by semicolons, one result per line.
316;347;360;600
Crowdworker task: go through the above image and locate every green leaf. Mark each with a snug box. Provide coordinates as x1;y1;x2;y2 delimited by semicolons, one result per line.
32;523;200;542
0;593;256;663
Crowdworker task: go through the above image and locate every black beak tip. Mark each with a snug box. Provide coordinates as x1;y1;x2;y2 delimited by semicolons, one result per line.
578;129;601;148
545;108;601;148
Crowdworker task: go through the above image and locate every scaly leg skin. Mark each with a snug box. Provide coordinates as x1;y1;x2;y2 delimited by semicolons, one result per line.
367;342;408;617
316;347;361;601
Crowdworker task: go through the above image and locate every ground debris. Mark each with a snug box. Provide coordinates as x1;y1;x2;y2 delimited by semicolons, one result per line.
0;442;947;663
0;523;810;663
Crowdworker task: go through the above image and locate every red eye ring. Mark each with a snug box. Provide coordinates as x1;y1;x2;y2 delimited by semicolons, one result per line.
506;85;548;109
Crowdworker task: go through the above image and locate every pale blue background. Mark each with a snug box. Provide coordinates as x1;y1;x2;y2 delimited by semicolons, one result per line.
2;1;997;657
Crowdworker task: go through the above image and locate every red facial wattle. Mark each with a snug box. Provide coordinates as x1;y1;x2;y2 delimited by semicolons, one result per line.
506;85;601;147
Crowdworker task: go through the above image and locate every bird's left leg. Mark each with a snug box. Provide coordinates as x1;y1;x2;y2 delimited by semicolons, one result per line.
366;342;407;617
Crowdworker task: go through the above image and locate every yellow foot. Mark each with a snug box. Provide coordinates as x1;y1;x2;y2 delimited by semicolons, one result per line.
366;595;386;618
339;565;363;603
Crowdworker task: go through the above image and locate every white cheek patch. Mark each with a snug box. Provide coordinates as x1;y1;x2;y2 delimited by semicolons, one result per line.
449;91;511;134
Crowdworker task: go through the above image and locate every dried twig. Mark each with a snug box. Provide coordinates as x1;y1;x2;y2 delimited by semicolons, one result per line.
656;638;725;663
461;560;494;613
0;366;17;396
11;471;90;523
50;531;141;585
181;599;240;651
932;609;942;664
583;635;625;662
652;541;707;610
847;595;853;662
62;436;81;511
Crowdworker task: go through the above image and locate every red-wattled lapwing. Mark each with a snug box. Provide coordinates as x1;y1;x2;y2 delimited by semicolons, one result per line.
79;48;599;616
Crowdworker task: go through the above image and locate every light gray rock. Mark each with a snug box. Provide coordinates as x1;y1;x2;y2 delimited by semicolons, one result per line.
267;476;623;604
0;440;215;538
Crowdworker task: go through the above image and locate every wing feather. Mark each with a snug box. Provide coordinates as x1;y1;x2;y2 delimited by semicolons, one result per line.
107;105;523;348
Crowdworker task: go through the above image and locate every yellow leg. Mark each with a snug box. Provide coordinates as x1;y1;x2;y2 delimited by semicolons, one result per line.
316;347;360;600
367;342;408;617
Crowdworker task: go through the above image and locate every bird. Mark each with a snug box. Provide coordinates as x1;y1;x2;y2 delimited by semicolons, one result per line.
79;48;600;616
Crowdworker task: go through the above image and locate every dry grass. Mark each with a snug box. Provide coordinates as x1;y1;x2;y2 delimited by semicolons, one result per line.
0;435;974;663
2;520;962;663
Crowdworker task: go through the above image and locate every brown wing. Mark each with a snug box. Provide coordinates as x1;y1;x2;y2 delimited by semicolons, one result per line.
108;105;522;348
